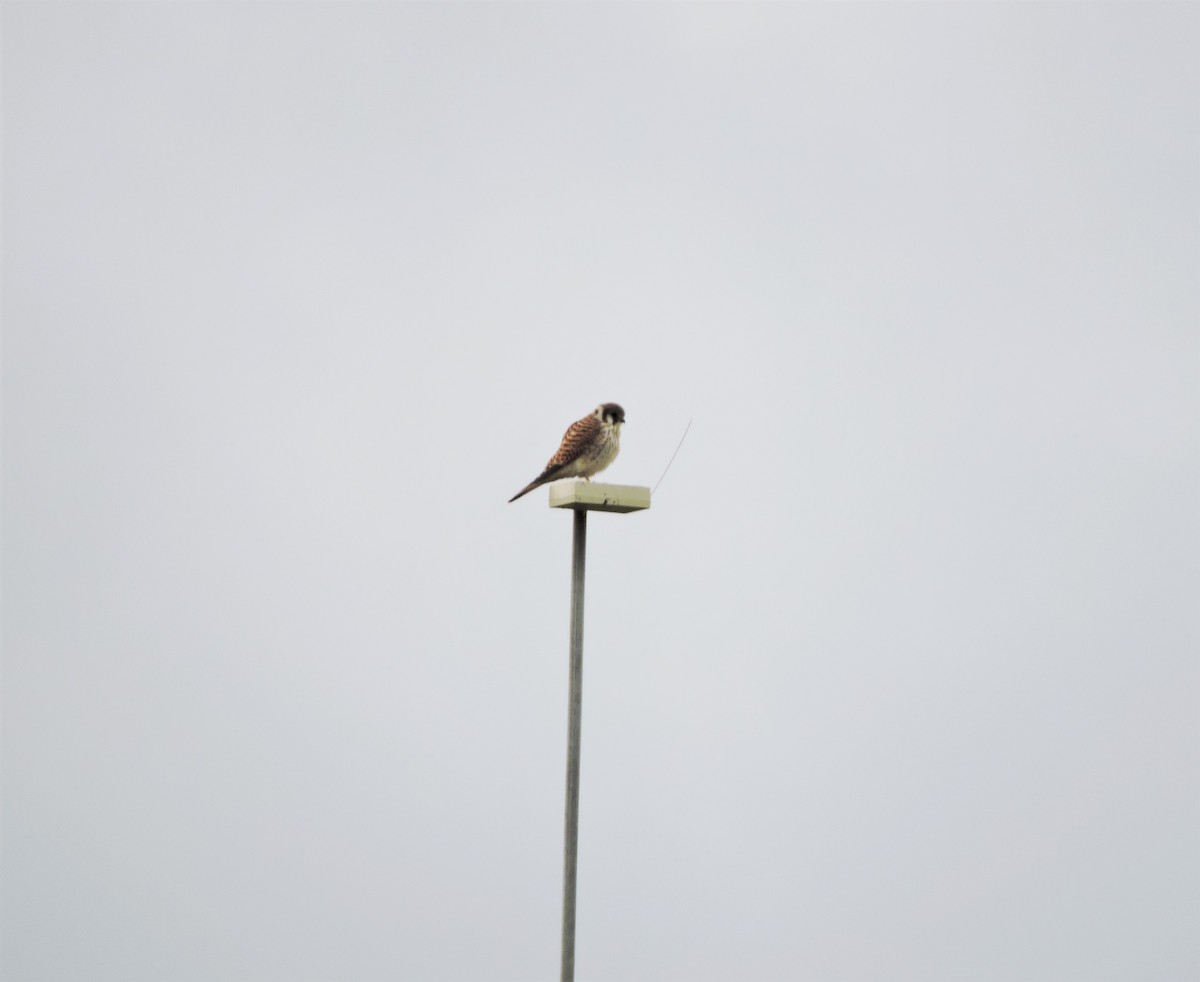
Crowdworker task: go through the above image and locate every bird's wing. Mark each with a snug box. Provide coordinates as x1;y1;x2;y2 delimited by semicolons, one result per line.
544;412;600;472
508;412;600;503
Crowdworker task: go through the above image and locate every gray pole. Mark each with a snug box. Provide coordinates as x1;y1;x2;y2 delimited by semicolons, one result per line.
546;481;649;979
561;507;587;982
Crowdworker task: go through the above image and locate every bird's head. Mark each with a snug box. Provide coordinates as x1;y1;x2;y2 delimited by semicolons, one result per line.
597;403;626;426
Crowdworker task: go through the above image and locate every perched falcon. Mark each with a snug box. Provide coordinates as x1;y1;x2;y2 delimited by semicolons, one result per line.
509;403;626;503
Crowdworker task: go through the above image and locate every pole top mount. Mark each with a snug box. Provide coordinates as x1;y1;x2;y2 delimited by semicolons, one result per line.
548;481;651;514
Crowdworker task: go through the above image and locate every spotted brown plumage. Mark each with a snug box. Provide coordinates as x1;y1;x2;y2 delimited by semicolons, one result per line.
509;403;626;503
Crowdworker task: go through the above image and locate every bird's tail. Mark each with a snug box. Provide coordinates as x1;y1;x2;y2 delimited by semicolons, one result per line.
508;475;549;503
510;460;574;503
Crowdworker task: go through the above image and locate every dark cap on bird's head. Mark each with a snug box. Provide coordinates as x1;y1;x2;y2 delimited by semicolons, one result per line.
599;403;626;424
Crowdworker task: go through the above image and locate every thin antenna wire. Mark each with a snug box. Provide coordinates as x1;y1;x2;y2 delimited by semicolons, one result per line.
653;418;693;494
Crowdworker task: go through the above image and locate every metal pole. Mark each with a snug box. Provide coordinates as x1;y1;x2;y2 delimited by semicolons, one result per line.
561;508;587;982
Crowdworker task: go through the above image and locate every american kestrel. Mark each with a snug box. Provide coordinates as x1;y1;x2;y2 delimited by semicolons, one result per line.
509;403;626;503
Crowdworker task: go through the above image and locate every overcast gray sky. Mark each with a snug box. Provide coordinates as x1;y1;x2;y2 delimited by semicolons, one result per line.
3;3;1198;981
